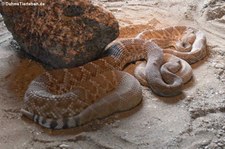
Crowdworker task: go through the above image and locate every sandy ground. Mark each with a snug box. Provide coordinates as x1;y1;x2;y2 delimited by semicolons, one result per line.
0;0;225;148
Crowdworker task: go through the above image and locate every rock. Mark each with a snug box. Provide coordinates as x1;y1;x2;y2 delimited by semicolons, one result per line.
202;0;225;21
0;0;119;68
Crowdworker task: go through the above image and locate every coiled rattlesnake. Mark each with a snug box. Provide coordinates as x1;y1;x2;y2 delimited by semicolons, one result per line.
21;26;207;129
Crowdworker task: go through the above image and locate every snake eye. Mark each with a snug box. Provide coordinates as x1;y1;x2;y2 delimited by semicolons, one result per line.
63;5;84;17
182;42;186;48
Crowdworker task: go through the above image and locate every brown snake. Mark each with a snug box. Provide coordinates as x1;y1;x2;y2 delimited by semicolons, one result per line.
21;26;207;129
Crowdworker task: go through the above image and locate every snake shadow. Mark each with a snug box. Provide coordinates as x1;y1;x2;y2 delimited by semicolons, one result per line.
154;93;185;104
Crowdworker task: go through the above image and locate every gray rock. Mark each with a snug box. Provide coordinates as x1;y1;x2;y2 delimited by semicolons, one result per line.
0;0;119;68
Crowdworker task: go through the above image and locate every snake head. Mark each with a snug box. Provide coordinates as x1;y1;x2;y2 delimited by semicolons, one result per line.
175;28;197;52
175;40;192;52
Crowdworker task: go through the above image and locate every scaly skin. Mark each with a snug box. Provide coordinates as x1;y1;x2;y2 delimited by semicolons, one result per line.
21;26;207;129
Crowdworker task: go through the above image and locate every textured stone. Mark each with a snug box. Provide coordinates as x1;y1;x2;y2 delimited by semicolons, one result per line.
0;0;119;68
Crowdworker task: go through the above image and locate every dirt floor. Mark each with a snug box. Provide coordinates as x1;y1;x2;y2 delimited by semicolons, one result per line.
0;0;225;148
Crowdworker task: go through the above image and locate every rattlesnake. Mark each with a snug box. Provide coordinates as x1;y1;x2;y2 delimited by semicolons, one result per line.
21;26;207;129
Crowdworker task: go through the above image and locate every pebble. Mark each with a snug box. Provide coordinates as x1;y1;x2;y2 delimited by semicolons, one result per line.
59;144;70;148
214;63;225;70
222;126;225;130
